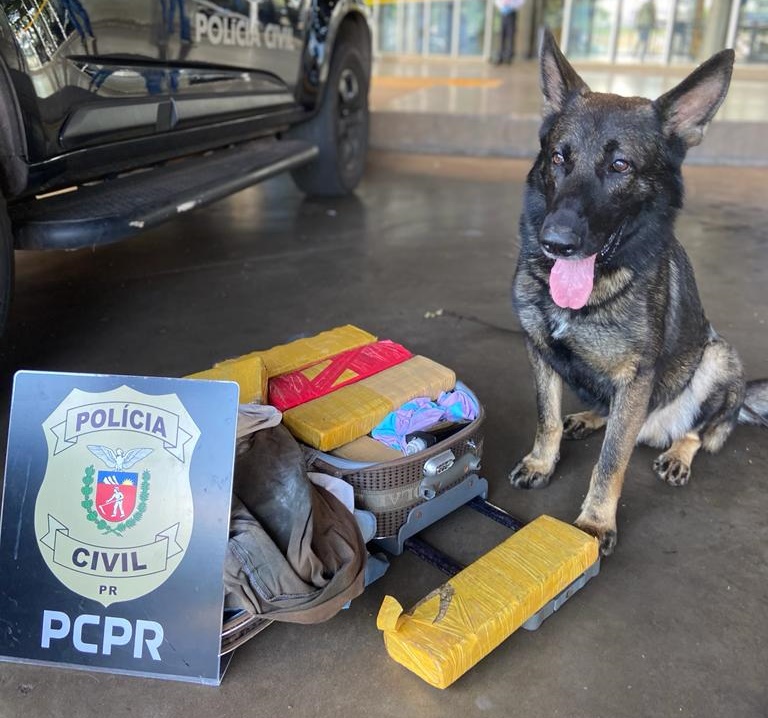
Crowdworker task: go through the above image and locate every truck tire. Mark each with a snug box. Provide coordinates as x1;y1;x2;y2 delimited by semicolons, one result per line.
289;39;369;197
0;197;13;336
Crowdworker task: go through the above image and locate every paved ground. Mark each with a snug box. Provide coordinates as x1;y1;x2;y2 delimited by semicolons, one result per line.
0;153;767;717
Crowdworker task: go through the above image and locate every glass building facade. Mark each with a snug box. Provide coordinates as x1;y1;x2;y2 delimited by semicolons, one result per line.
368;0;768;65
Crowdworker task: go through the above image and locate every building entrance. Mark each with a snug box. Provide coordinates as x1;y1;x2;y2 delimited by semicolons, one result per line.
369;0;768;65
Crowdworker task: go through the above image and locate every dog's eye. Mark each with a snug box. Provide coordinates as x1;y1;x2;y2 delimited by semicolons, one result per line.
552;151;565;166
611;159;631;173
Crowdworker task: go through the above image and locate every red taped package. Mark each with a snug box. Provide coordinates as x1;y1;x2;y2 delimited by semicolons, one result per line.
269;340;413;411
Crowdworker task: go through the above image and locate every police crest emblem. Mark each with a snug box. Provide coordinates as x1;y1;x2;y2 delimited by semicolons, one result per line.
34;386;200;607
88;446;153;527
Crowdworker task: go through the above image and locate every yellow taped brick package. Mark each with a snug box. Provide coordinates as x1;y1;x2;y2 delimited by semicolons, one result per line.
282;356;456;451
258;324;377;378
377;515;599;689
186;354;268;404
184;325;376;404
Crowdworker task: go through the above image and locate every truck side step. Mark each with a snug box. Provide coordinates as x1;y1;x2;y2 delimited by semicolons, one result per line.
10;139;318;250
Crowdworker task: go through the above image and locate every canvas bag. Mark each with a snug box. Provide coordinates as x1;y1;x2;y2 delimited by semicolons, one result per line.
223;421;366;624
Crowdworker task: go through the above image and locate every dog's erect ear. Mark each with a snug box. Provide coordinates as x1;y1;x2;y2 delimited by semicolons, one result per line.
654;49;734;148
539;28;590;116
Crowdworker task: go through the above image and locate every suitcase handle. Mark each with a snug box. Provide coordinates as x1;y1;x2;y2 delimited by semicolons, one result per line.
419;452;481;500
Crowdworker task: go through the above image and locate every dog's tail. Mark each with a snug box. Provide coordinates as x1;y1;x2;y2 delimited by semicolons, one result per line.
738;380;768;428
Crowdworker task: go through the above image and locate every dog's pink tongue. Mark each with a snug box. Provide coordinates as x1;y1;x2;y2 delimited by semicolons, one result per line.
549;254;597;310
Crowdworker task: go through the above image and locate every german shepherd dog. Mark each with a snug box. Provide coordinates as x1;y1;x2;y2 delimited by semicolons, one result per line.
510;30;768;555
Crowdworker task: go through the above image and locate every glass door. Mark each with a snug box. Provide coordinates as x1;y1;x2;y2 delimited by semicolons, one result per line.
404;2;427;54
567;0;617;60
378;1;400;53
429;1;455;54
459;0;487;55
733;0;768;63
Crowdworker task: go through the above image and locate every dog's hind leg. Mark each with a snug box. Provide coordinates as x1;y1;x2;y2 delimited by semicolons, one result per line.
563;410;607;440
653;431;701;486
509;343;563;489
700;375;743;453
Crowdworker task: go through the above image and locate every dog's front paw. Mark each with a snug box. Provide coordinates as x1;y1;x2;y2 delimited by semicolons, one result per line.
653;454;691;486
508;455;556;490
575;515;617;556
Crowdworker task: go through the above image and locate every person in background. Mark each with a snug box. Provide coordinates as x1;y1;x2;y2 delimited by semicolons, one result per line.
492;0;525;65
635;0;656;62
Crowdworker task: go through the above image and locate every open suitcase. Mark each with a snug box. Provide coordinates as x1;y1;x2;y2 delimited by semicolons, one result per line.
308;386;488;555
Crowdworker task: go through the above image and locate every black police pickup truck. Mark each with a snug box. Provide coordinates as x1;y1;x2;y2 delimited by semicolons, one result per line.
0;0;372;333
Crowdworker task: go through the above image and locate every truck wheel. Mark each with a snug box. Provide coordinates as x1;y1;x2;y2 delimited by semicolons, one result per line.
0;198;13;336
289;40;369;197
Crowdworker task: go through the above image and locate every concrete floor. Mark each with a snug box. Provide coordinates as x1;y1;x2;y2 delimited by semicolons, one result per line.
0;153;767;717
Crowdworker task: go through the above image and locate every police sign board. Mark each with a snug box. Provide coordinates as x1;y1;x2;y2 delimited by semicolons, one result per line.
0;371;239;684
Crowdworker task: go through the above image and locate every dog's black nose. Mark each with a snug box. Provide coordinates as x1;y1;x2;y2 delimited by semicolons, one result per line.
540;225;580;257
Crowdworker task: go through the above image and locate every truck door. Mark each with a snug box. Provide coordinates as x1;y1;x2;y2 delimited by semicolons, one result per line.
1;0;305;160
